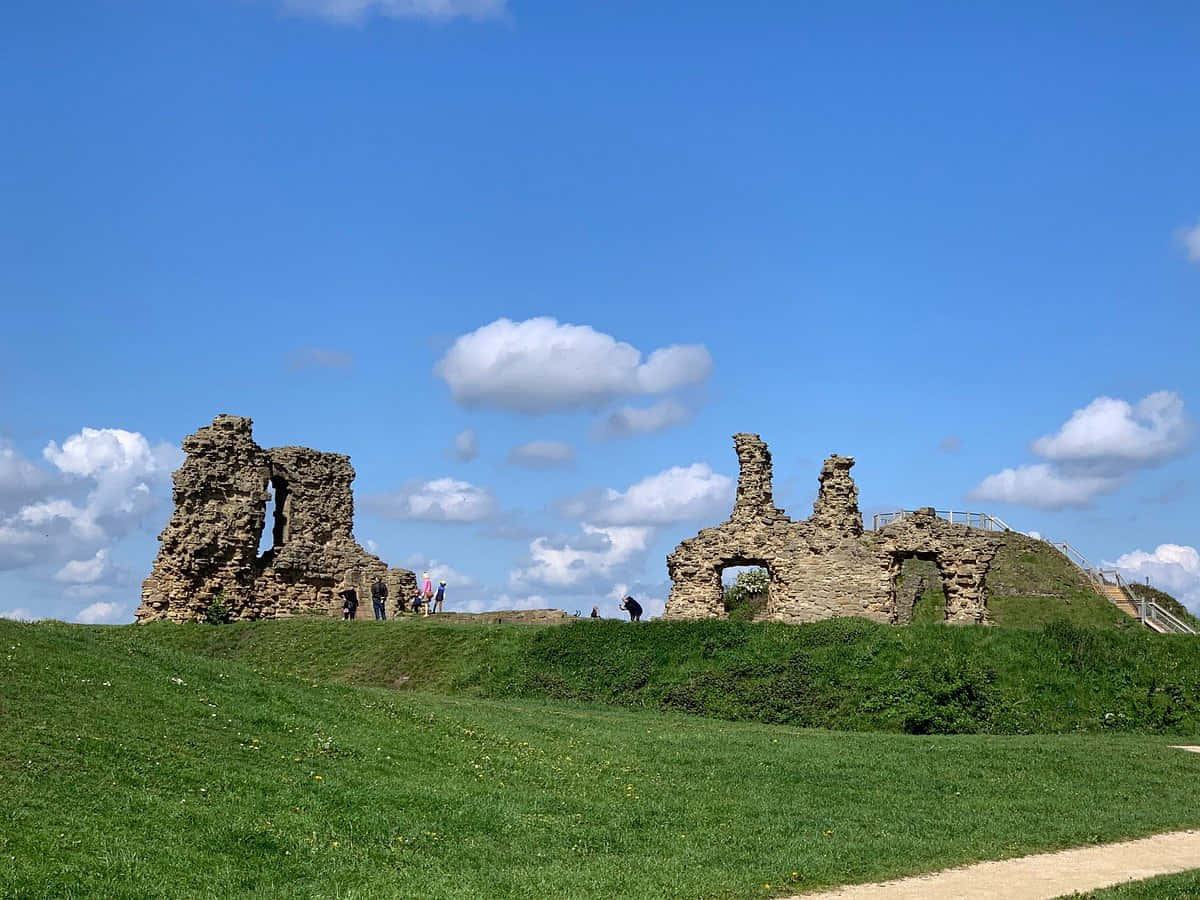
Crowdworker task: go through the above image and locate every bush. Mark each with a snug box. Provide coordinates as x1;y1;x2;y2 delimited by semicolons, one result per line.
204;592;232;626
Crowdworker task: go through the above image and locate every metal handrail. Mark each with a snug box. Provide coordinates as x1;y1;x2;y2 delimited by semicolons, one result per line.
1051;541;1094;573
872;509;1012;532
1098;569;1197;635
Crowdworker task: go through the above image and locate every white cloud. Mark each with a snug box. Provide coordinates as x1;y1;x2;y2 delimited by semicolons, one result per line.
970;391;1193;510
508;440;574;468
364;477;496;522
1110;544;1200;613
402;554;478;588
508;524;653;592
286;346;354;371
1030;392;1191;469
280;0;506;24
969;463;1122;510
594;399;691;439
75;601;128;625
0;440;52;507
54;549;112;584
0;607;34;621
563;464;734;525
1178;221;1200;264
451;428;479;462
434;317;712;414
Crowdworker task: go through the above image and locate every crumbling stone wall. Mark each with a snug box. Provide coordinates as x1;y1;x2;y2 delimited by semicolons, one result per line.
663;434;1001;625
137;415;416;623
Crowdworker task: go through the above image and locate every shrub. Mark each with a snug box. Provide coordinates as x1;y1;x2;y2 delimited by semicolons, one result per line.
204;592;232;626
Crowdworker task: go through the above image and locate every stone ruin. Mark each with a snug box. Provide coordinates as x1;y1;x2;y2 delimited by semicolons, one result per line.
136;415;416;623
662;434;1002;625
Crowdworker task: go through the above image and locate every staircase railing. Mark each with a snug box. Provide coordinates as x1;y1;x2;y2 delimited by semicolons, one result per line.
1095;568;1196;635
872;509;1012;532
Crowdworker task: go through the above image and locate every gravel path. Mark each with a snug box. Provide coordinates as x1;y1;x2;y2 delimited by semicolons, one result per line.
789;829;1200;900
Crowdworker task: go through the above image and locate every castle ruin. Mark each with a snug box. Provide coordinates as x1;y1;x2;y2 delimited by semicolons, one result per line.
662;434;1001;624
136;415;416;623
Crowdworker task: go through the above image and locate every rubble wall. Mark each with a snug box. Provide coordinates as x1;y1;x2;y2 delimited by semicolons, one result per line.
662;435;1001;625
137;415;415;623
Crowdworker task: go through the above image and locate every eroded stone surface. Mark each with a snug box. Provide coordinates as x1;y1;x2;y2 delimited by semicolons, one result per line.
137;415;416;623
663;434;1001;625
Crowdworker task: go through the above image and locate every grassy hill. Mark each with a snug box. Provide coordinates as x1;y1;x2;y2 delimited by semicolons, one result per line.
5;618;1200;898
131;614;1200;736
904;531;1136;630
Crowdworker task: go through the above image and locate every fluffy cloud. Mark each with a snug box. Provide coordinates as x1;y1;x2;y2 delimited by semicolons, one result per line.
1030;392;1191;468
507;440;574;469
508;525;653;593
285;346;354;372
1178;221;1200;263
364;478;496;522
54;549;113;584
969;463;1122;510
594;399;691;439
970;391;1192;509
434;318;712;414
562;464;734;525
0;426;179;574
280;0;506;24
75;601;128;625
0;440;52;507
0;607;34;621
451;428;479;462
1111;544;1200;612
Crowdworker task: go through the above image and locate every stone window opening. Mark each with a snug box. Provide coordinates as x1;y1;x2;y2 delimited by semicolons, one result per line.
892;552;949;624
718;559;774;621
257;475;291;559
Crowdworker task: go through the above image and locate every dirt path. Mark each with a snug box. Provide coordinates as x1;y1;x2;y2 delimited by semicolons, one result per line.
789;829;1200;900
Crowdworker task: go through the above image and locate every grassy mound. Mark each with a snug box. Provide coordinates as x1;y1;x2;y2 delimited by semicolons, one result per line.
132;616;1200;735
5;618;1200;898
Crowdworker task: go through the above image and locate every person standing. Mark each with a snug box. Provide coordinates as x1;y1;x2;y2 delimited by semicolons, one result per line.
421;571;433;605
432;580;446;614
590;606;600;619
619;596;642;622
371;577;388;620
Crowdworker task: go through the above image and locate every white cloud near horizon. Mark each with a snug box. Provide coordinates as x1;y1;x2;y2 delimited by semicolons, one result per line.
1;427;179;575
508;440;574;468
507;524;653;593
363;477;497;522
434;317;712;414
1110;544;1200;613
75;600;128;625
970;391;1192;510
54;549;113;584
280;0;506;24
0;607;34;622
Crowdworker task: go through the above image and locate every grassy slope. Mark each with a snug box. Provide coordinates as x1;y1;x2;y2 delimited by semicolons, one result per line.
1074;870;1200;898
133;616;1200;735
986;532;1132;629
5;619;1200;899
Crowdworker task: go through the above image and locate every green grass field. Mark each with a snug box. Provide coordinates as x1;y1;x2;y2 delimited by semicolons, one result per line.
1071;870;1200;898
4;618;1200;898
129;614;1200;736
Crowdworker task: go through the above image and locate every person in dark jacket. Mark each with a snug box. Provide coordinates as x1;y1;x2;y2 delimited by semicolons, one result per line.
432;581;446;614
371;578;388;620
619;596;642;622
341;590;358;620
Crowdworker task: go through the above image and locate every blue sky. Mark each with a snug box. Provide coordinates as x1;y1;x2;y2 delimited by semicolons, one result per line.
2;0;1198;622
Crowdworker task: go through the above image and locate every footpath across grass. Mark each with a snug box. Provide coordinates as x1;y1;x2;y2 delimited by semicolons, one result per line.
133;616;1200;735
4;619;1200;898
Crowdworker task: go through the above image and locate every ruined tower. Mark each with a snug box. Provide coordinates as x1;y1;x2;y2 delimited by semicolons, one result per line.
137;414;416;623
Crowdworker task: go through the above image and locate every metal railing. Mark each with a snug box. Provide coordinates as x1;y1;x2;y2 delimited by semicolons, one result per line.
872;509;1012;532
1094;568;1196;635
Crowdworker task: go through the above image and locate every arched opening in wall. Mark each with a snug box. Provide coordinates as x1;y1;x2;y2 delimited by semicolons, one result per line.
257;475;291;559
720;560;772;621
893;553;947;624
